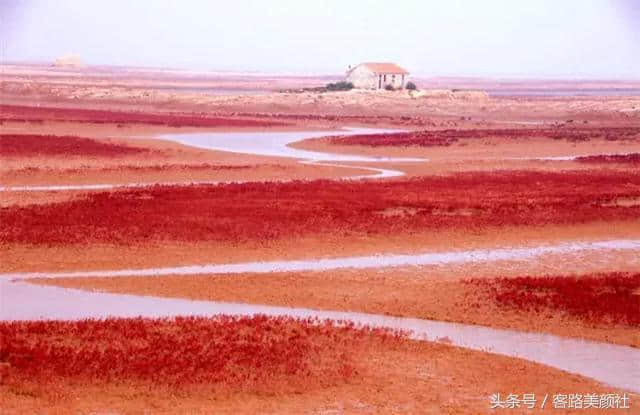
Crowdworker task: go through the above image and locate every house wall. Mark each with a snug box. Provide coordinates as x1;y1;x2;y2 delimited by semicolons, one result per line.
383;73;406;89
346;65;408;90
346;66;377;89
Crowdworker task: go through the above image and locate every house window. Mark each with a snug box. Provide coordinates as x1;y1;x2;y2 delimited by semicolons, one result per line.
383;74;387;82
392;75;396;82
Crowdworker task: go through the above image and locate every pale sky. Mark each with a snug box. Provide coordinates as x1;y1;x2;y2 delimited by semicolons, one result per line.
2;0;639;78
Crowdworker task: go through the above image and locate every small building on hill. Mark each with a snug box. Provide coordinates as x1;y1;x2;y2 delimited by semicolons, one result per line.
346;62;409;90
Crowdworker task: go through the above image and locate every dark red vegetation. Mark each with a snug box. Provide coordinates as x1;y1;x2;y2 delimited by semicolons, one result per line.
0;104;287;128
0;316;399;390
5;163;260;175
466;273;640;326
232;111;441;127
2;170;639;245
94;163;259;172
0;134;147;157
576;153;640;166
328;127;640;147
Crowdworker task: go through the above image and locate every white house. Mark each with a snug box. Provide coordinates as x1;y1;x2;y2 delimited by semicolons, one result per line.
346;62;409;90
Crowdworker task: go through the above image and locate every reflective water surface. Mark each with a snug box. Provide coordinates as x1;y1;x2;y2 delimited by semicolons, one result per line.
1;279;638;393
1;129;637;393
161;127;418;162
5;239;639;280
0;127;421;192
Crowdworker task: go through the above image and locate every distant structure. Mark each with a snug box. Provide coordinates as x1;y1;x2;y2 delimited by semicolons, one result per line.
53;54;85;68
345;62;409;90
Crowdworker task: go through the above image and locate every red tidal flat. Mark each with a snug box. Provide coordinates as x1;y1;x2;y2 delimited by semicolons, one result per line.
329;127;640;147
233;111;427;125
2;171;639;245
0;104;287;128
8;163;257;175
0;134;147;157
0;316;396;389
576;153;640;165
466;272;640;326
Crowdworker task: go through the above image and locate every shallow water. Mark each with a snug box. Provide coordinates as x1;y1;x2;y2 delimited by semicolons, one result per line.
2;129;638;392
3;128;635;191
160;127;419;162
5;239;639;280
0;127;421;192
1;279;638;393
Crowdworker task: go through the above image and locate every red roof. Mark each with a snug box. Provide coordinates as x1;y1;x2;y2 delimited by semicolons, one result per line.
352;62;409;74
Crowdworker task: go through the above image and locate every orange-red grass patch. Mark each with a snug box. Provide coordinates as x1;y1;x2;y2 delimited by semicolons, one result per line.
2;170;639;245
466;272;640;326
328;127;640;147
0;134;148;157
0;104;287;128
0;315;401;392
576;153;640;165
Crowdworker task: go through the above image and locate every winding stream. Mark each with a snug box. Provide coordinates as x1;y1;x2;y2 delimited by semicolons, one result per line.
0;127;421;192
1;239;639;392
4;239;639;280
3;127;636;191
1;279;638;393
1;129;638;394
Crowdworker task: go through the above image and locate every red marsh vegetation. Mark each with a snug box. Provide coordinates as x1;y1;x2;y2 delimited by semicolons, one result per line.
232;111;436;126
0;134;147;157
576;153;640;166
2;170;639;245
328;127;640;147
0;104;287;128
466;272;640;326
6;163;258;175
0;316;401;391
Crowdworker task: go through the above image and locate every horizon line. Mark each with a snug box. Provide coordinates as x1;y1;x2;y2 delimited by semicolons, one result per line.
3;60;640;83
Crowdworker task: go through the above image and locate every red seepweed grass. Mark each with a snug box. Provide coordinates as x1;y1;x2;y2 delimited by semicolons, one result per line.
0;315;403;392
1;170;639;245
576;153;640;165
328;127;640;147
466;272;640;326
6;163;258;175
0;134;148;157
0;104;287;128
